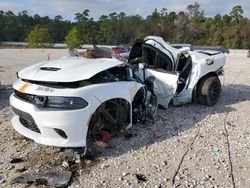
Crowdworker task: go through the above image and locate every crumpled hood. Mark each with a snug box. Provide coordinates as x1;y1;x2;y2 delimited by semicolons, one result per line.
18;57;124;82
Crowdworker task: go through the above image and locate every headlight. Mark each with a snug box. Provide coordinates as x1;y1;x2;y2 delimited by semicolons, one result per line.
35;96;88;109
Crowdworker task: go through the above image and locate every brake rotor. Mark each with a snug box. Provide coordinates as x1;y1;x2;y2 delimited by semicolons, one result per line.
100;130;111;143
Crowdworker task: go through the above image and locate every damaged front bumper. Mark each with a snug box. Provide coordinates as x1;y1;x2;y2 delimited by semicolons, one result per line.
10;93;93;147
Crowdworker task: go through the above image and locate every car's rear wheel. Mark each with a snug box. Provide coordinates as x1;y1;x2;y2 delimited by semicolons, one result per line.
197;76;221;106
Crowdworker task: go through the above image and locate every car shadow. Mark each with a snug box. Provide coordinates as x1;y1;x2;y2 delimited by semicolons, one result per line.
89;83;250;158
0;85;13;109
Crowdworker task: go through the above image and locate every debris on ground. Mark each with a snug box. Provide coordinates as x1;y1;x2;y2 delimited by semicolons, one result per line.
135;173;147;183
15;166;28;173
10;171;72;187
9;158;24;164
62;161;70;168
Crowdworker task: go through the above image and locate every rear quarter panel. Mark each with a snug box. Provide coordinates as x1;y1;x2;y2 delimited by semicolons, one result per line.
189;52;226;88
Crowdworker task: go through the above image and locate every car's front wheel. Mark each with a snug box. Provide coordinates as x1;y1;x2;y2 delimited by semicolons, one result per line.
87;99;130;144
197;76;221;106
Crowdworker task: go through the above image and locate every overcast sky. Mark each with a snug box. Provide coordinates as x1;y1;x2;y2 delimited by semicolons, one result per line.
0;0;249;21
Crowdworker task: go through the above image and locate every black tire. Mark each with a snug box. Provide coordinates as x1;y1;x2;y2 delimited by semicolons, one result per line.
87;99;129;144
197;76;221;106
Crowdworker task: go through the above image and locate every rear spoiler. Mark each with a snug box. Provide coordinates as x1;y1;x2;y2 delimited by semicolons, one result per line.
191;46;229;54
171;44;229;54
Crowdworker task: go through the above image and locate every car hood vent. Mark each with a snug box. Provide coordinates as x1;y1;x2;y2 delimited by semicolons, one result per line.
40;67;61;71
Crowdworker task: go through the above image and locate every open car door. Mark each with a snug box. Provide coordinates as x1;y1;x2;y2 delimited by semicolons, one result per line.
129;37;179;108
128;39;144;64
145;69;178;108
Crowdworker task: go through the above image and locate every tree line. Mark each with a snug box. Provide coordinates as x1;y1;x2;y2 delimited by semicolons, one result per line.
0;2;250;49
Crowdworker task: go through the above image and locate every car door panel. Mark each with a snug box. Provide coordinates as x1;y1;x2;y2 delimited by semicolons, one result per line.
145;69;178;108
129;37;179;108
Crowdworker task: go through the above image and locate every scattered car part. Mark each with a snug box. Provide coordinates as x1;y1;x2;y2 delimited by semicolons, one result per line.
9;158;24;164
10;171;72;187
93;44;112;58
68;48;80;57
135;173;147;183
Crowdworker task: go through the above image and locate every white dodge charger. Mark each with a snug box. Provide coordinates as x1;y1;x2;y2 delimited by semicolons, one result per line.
10;36;227;147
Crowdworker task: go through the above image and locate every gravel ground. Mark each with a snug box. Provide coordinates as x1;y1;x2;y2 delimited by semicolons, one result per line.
0;49;249;188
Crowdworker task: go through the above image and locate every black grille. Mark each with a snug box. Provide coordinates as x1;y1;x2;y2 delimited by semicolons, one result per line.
12;106;41;133
19;117;41;133
14;90;36;103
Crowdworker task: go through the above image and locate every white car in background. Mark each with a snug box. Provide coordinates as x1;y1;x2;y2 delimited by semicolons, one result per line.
10;36;227;148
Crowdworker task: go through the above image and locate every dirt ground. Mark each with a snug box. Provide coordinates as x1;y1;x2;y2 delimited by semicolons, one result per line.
0;49;249;188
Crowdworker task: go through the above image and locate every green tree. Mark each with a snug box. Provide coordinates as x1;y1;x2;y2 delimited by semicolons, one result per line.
230;5;243;23
74;9;96;44
186;2;206;44
26;26;53;47
175;11;189;42
1;6;250;49
222;5;244;48
161;11;177;42
64;26;82;48
146;9;161;35
48;15;71;43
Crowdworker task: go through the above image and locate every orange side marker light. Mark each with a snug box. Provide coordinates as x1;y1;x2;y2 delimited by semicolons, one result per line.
18;83;30;93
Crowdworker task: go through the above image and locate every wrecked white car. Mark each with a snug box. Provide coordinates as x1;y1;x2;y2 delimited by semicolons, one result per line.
129;36;227;107
9;36;227;148
10;54;158;147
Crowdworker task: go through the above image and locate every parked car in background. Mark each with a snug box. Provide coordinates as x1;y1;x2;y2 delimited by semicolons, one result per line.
111;45;131;60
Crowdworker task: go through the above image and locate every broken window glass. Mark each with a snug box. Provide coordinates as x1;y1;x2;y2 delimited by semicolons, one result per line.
156;54;172;71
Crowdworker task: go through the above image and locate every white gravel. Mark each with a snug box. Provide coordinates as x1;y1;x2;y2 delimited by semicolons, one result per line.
0;49;249;188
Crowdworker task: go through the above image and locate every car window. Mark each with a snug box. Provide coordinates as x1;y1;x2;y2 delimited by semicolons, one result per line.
142;45;173;72
142;46;156;66
128;39;143;64
156;54;172;71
